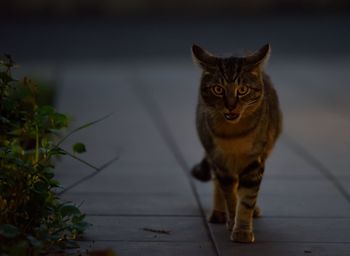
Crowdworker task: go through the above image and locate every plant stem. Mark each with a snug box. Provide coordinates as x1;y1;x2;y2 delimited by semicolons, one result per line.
55;113;112;147
35;124;39;164
58;147;99;171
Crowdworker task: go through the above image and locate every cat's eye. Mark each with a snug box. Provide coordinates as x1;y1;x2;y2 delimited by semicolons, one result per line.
212;86;224;96
237;85;250;96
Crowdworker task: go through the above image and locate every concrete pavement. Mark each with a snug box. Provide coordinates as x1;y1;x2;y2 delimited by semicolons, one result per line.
45;58;350;255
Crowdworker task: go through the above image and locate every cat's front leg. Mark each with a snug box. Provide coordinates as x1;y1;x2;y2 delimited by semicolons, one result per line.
232;163;264;243
216;174;238;231
208;178;227;223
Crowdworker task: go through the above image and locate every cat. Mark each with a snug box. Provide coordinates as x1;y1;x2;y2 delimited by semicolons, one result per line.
191;44;282;243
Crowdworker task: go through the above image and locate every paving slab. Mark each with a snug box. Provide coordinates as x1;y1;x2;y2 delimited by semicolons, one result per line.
54;69;126;167
134;60;350;255
59;66;175;160
56;64;178;167
77;241;216;256
218;242;350;256
338;178;350;196
83;216;209;242
210;217;350;243
270;59;350;116
62;193;200;216
54;159;97;189
197;179;350;218
50;63;216;255
134;63;203;165
265;139;324;179
55;63;185;196
63;163;193;195
50;59;350;255
271;60;350;181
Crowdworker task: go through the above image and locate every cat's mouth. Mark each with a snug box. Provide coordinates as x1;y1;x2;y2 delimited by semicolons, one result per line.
224;112;240;121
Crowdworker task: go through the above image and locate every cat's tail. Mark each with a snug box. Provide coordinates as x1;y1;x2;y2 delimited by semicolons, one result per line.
191;158;212;182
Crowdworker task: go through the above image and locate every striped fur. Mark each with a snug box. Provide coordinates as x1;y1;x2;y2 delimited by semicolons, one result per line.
191;44;282;243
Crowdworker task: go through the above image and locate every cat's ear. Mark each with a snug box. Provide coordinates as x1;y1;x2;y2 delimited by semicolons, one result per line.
192;44;219;71
244;44;271;73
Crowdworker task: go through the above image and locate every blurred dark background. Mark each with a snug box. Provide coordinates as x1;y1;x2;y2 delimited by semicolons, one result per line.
1;0;350;63
3;0;350;17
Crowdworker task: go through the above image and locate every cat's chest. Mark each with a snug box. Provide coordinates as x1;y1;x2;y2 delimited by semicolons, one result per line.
212;135;264;172
208;115;267;159
214;135;258;156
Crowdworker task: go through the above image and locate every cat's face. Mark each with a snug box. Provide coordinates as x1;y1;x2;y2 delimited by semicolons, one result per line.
192;44;270;123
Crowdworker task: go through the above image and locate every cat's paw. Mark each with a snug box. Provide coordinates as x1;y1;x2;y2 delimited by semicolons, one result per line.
231;230;255;243
208;210;226;223
226;219;235;231
253;206;262;218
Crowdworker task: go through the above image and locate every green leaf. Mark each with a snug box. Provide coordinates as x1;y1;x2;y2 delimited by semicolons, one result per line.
43;170;55;180
26;235;42;248
33;181;48;194
60;205;81;217
0;71;16;83
10;144;24;156
72;221;90;233
0;224;20;238
49;179;60;188
37;105;55;116
52;113;68;128
62;240;80;249
72;143;86;154
41;137;49;148
49;147;66;156
72;214;86;224
0;115;11;125
8;240;29;256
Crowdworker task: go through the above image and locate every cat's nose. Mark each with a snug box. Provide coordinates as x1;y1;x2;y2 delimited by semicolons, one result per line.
225;97;238;111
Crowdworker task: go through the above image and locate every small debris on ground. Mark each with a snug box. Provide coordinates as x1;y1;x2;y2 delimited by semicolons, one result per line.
142;228;171;235
88;249;116;256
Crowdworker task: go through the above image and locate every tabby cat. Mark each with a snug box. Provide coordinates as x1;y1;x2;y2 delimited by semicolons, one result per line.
191;44;282;243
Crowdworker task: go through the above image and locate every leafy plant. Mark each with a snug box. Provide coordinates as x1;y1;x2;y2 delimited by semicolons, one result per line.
0;55;93;255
